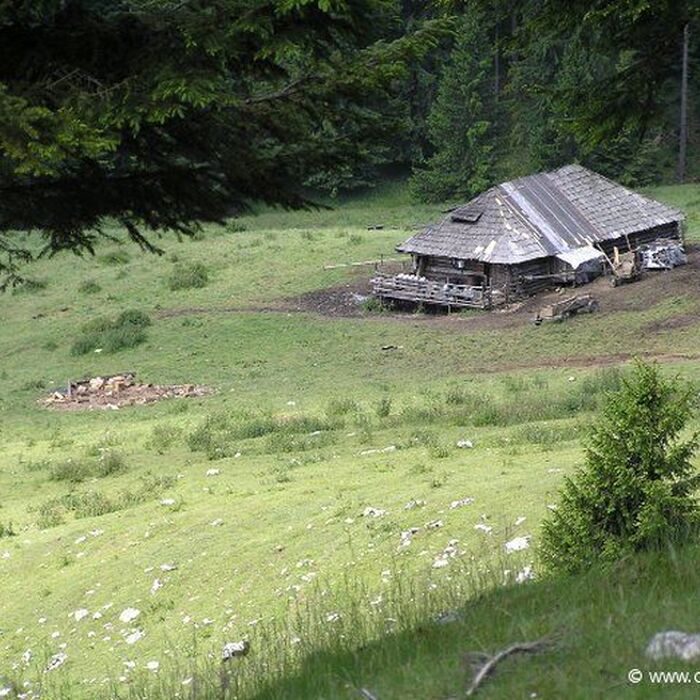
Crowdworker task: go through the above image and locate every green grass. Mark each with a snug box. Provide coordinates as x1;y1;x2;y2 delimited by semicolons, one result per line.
0;180;699;699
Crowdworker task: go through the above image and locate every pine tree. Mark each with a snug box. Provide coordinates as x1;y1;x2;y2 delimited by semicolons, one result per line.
540;362;700;575
410;8;496;203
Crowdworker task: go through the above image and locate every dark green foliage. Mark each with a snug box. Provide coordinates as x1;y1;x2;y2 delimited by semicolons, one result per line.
49;450;128;482
411;8;496;202
0;1;447;286
49;459;92;484
71;309;151;355
167;262;209;291
376;396;392;418
0;521;15;537
541;362;700;574
145;424;182;454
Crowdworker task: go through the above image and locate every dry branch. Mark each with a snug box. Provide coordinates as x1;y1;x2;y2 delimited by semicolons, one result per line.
465;637;554;697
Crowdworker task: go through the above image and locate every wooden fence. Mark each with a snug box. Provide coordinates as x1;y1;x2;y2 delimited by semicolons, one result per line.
371;275;494;309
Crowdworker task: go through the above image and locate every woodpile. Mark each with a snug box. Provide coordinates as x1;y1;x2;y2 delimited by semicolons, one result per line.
534;294;598;325
42;373;210;410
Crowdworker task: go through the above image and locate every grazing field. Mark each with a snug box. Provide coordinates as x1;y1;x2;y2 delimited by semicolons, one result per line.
0;182;699;699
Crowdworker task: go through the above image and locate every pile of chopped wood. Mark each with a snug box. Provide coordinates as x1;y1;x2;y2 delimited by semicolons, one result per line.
42;372;211;411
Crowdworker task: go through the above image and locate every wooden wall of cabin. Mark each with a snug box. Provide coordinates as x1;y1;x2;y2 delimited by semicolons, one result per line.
416;255;488;286
596;222;682;258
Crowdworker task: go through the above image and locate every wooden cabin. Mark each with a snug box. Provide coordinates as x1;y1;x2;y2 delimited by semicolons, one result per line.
372;164;685;309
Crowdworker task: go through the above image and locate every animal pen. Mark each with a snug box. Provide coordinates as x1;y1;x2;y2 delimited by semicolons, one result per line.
372;164;686;309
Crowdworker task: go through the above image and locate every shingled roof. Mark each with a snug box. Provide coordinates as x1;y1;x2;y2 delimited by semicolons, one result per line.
398;164;684;265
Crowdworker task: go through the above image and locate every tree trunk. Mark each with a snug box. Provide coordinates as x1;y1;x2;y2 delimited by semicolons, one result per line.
677;23;690;184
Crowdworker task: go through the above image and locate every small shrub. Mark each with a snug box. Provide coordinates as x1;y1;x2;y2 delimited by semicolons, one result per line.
145;424;182;454
168;262;209;291
361;297;388;314
94;450;128;477
37;502;65;529
43;339;58;352
79;279;101;294
0;521;16;537
100;249;130;266
71;309;151;355
375;396;392;418
49;459;92;483
348;233;364;245
226;220;247;233
327;397;358;417
12;278;48;295
61;490;116;518
540;362;700;574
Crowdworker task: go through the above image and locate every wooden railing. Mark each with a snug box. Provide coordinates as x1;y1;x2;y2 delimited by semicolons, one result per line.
371;274;494;309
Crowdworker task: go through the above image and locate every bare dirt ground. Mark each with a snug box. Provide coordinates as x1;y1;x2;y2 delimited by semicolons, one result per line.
275;246;700;331
156;246;700;342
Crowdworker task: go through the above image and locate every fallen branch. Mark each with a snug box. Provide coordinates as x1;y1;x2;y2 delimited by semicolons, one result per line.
465;637;554;697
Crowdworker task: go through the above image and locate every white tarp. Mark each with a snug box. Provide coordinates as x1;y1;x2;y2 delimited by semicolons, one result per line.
555;246;605;269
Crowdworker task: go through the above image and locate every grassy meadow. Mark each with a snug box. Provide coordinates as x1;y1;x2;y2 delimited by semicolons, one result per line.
0;181;699;699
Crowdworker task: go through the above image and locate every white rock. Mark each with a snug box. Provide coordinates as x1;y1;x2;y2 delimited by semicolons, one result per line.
74;535;87;545
73;609;89;622
432;557;449;569
45;652;67;672
399;527;420;548
119;608;140;624
21;649;32;664
404;499;426;510
210;518;224;527
150;579;163;595
505;536;531;553
449;497;474;509
516;565;535;583
38;617;47;624
456;439;473;449
89;529;104;537
359;445;396;456
222;640;250;660
514;516;527;526
426;519;443;529
325;612;340;623
160;563;178;571
50;631;60;639
0;687;11;697
646;631;700;661
474;523;493;534
362;507;387;518
160;498;176;506
124;629;144;645
205;468;220;477
146;661;159;672
92;611;102;620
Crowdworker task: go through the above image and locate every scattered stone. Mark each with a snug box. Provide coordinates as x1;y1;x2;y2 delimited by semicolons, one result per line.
426;519;443;529
646;631;700;661
435;610;461;625
505;536;531;553
514;516;527;526
222;640;250;661
325;612;340;623
146;661;159;672
150;579;163;595
160;498;176;506
359;445;396;456
205;468;220;477
124;630;144;645
21;649;32;664
362;507;387;518
45;652;67;672
449;497;474;509
74;535;87;545
160;563;178;572
404;499;426;510
474;523;493;534
42;373;211;411
73;609;89;622
456;439;473;449
516;565;535;583
119;608;140;624
210;518;224;527
399;527;420;548
0;687;11;697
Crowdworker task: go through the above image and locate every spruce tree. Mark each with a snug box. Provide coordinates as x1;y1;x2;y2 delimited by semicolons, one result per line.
540;362;699;575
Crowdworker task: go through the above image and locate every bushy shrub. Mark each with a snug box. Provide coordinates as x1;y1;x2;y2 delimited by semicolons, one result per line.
167;262;209;290
100;249;130;265
0;521;15;537
94;450;128;477
79;279;101;294
361;297;388;313
540;362;700;574
375;396;392;418
326;397;358;417
71;309;151;355
49;459;92;483
145;424;182;454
